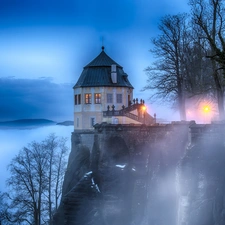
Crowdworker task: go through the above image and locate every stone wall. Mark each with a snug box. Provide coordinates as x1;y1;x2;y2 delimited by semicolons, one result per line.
53;121;225;225
54;122;192;225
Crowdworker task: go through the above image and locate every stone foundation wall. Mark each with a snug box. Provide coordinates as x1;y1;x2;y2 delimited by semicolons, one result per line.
54;122;225;225
54;122;192;225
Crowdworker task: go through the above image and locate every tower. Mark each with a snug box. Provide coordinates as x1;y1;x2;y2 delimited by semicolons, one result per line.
73;47;154;129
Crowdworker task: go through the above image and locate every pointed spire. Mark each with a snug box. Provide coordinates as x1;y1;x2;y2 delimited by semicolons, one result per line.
102;46;105;51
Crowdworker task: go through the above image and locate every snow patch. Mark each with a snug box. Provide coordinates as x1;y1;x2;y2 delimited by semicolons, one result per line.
84;171;93;178
115;164;126;169
91;177;101;193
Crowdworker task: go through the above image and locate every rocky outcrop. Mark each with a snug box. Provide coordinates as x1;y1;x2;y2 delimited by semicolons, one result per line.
53;133;92;224
177;124;225;225
54;122;192;225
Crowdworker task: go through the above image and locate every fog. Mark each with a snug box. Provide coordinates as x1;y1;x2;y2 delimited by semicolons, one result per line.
176;128;225;225
2;123;225;225
0;125;73;192
53;123;225;225
54;124;188;225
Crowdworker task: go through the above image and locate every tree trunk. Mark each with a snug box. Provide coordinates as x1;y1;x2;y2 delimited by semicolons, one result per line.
177;77;186;121
48;149;53;225
211;1;225;120
216;88;225;120
38;188;41;225
179;95;186;121
212;63;225;120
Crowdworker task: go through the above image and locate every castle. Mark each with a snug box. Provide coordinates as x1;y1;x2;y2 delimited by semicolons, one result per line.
73;46;155;129
54;47;225;225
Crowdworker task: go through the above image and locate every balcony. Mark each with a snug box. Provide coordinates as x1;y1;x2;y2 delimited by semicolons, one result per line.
103;99;155;124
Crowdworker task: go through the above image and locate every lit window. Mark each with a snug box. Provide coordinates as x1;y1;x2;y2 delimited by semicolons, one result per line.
85;94;92;104
117;94;122;103
107;93;113;103
75;94;81;105
94;93;101;104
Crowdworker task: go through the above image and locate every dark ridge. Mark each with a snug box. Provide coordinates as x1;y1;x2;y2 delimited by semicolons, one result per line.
0;119;56;127
56;121;74;126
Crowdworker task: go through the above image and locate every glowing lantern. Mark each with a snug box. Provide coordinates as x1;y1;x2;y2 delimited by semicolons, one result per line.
203;105;210;113
142;105;146;111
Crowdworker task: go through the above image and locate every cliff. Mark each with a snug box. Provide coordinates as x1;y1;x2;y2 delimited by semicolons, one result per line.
54;123;190;225
54;122;225;225
177;123;225;225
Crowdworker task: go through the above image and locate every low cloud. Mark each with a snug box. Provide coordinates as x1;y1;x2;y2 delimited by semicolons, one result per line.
0;77;73;121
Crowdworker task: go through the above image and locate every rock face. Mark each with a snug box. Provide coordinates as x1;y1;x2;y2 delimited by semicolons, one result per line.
54;123;190;225
177;124;225;225
55;122;225;225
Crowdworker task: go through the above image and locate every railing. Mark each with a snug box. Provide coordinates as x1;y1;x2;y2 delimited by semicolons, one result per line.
103;109;145;123
122;104;140;112
103;110;124;117
103;103;147;123
124;112;145;123
102;98;156;124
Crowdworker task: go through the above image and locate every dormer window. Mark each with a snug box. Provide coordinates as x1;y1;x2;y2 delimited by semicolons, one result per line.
111;64;117;83
123;73;128;82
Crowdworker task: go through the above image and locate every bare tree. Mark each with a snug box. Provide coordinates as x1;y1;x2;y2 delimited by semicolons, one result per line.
143;13;191;120
189;0;225;120
183;26;214;96
0;192;10;225
5;134;68;225
43;134;68;224
182;24;219;116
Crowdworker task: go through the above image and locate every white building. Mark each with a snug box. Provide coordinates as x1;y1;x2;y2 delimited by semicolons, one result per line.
73;47;155;129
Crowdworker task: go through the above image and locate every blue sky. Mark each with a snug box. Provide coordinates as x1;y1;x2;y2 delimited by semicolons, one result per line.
0;0;189;121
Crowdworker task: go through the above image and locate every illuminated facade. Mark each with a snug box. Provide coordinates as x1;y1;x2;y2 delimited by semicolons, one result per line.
73;47;155;129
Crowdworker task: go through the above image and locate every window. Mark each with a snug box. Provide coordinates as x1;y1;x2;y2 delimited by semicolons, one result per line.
85;94;92;104
74;94;81;105
128;95;131;106
94;93;101;104
116;94;122;103
107;93;113;103
91;117;95;127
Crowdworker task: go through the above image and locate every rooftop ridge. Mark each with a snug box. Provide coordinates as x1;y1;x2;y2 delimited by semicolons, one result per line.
84;50;122;68
74;47;133;89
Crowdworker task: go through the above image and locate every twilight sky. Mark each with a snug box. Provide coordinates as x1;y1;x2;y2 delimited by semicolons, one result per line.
0;0;190;121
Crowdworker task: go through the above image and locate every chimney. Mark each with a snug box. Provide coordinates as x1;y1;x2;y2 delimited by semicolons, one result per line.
111;64;117;83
